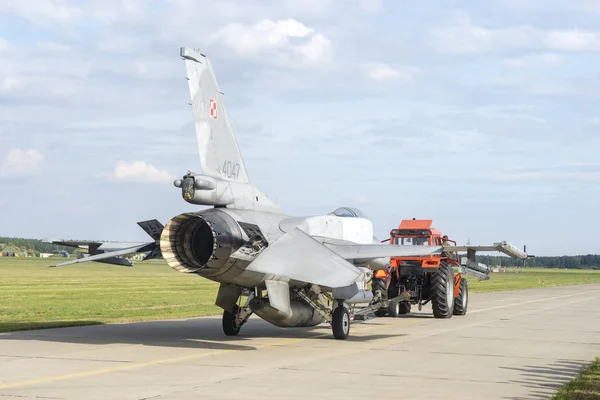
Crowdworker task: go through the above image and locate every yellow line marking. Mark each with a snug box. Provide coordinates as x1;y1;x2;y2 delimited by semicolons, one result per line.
0;319;417;389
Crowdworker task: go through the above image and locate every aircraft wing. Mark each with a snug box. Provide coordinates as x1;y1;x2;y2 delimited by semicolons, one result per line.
323;242;443;263
445;241;529;259
246;227;363;288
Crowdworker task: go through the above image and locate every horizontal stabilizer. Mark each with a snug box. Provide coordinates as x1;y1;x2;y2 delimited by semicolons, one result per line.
77;253;133;267
42;239;147;252
49;242;154;267
42;239;98;250
246;228;363;289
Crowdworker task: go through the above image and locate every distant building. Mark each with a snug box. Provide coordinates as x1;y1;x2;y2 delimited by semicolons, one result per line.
1;245;27;257
51;250;69;258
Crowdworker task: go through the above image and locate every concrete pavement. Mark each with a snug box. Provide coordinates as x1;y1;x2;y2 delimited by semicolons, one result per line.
1;283;599;400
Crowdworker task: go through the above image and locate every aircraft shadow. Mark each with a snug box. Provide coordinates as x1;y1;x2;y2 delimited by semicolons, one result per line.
0;317;403;351
500;358;592;400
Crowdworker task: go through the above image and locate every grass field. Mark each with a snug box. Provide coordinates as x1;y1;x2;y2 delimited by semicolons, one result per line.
552;357;600;400
0;257;220;333
1;257;600;333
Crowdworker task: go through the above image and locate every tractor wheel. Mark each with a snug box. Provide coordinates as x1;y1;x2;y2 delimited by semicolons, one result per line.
222;305;241;336
371;277;387;299
332;306;350;340
372;277;389;317
453;277;468;316
431;261;455;319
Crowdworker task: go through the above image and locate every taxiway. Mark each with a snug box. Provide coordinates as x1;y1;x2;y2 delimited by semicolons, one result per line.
1;284;599;399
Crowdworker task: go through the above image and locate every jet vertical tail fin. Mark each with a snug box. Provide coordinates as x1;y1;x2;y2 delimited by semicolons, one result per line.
181;47;249;184
179;47;280;212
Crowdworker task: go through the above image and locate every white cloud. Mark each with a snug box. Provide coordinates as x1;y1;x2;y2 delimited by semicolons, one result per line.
102;160;176;184
542;30;600;51
494;164;600;183
365;63;418;82
431;12;600;53
0;0;82;25
504;53;563;68
0;148;45;177
212;19;332;67
430;12;534;54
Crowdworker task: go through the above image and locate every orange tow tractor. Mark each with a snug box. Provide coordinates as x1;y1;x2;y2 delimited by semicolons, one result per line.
371;219;468;318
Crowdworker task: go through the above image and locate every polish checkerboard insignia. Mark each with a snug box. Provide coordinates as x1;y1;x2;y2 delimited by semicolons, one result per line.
209;99;217;119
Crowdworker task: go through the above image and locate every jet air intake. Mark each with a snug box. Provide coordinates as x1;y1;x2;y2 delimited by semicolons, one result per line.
160;210;245;274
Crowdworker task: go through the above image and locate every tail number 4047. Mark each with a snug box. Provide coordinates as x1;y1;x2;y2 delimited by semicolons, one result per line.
222;160;240;180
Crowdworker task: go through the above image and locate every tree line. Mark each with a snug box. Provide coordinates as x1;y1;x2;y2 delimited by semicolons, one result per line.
476;254;600;269
0;237;72;254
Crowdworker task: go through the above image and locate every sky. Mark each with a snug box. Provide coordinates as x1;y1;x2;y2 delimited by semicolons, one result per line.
1;0;599;256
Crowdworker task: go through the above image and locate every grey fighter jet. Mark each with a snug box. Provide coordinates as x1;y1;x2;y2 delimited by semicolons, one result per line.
44;48;529;340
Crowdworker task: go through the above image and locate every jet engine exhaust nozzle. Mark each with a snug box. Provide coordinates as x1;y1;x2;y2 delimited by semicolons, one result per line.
160;211;245;273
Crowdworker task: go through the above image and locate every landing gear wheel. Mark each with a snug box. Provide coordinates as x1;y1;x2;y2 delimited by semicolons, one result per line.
389;300;410;317
332;306;350;340
431;261;455;319
388;299;400;317
399;301;411;315
222;305;241;336
453;277;468;316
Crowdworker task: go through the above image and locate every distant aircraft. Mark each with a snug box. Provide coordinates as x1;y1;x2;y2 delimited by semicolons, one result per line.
44;48;528;340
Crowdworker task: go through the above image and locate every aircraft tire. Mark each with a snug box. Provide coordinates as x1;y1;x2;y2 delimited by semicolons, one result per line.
388;299;400;317
398;301;411;315
222;305;241;336
431;261;454;319
332;306;350;340
453;277;468;316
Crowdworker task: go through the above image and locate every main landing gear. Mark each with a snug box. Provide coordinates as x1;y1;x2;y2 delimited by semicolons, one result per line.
222;293;254;336
332;302;350;340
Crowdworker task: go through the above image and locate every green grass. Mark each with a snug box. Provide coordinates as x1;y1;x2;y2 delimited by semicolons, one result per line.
551;357;600;400
465;267;600;293
1;257;600;333
0;257;220;333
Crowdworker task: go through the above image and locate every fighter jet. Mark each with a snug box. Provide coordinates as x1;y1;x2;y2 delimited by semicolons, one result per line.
44;47;529;340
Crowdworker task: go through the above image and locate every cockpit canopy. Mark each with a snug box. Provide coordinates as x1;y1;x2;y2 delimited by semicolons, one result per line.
328;207;368;219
